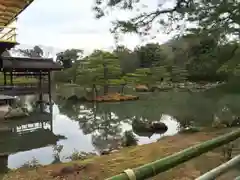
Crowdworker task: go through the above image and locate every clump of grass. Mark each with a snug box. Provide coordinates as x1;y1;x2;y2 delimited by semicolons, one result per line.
222;143;235;161
20;157;41;169
122;130;138;147
52;144;63;164
66;149;96;161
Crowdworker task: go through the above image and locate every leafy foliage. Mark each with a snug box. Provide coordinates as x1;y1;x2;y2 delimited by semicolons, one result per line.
76;50;122;95
54;33;240;94
93;0;240;43
18;46;44;57
93;0;240;76
56;49;83;69
122;130;138;147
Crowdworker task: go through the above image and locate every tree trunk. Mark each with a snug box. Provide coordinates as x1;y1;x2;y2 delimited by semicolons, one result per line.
104;84;108;95
103;64;108;95
121;84;125;94
92;84;98;100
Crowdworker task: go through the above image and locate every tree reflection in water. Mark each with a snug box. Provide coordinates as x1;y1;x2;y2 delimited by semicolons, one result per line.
56;91;240;153
57;100;178;153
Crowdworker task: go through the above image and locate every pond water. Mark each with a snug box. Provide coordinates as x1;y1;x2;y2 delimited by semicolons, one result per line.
1;90;240;170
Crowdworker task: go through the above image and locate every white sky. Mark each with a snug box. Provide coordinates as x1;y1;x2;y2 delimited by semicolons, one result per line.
16;0;174;54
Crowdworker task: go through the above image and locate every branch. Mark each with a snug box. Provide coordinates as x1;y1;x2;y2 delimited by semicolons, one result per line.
112;0;193;33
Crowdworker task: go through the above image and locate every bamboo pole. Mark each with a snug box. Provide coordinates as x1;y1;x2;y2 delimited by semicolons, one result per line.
196;154;240;180
106;129;240;180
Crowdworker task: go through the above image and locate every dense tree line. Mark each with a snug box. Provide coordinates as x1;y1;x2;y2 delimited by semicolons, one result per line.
9;0;240;94
92;0;240;81
5;35;239;95
54;33;240;93
6;0;239;93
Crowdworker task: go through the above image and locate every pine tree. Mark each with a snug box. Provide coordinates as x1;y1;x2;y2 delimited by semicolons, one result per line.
76;50;122;96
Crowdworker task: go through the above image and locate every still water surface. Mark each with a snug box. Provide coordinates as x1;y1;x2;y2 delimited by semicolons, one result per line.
6;100;179;168
2;91;240;169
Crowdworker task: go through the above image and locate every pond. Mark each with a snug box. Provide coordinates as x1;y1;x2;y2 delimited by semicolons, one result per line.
1;90;240;170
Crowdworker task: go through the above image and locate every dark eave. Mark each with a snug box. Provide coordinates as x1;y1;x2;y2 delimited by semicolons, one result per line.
0;56;62;71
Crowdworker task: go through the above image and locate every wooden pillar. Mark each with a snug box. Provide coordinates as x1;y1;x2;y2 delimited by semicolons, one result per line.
48;71;53;131
10;72;13;86
3;71;6;85
48;71;52;103
38;71;43;112
0;155;9;174
50;102;53;132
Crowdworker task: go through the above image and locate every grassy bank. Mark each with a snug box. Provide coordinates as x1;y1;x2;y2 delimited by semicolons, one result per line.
3;128;239;180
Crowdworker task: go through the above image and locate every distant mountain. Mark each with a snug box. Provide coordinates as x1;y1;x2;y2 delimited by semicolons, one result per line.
8;44;116;60
9;44;64;61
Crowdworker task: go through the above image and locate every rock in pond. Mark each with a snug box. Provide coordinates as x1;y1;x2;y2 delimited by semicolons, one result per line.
150;122;168;132
132;120;168;137
135;85;149;92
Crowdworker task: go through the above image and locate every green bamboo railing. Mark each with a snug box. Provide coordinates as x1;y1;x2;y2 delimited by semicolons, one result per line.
106;129;240;180
235;176;240;180
196;154;240;180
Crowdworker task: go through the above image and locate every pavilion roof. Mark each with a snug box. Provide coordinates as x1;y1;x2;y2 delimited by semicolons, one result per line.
1;56;62;71
0;0;34;26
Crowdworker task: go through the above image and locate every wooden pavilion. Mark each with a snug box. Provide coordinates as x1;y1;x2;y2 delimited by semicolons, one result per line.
0;1;64;172
0;0;62;103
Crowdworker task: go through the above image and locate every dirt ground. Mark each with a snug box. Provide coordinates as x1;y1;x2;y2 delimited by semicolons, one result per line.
2;128;240;180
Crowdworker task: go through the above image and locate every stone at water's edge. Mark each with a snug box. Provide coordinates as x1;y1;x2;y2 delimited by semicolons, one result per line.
151;122;168;132
135;85;149;92
180;126;201;134
132;120;168;137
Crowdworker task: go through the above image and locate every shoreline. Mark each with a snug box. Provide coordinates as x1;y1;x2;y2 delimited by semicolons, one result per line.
3;128;238;180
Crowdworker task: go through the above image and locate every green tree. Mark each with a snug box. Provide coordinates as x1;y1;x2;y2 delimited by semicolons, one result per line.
55;49;83;83
76;50;122;95
18;46;43;57
126;65;170;88
134;43;165;68
113;45;140;73
170;65;188;84
56;49;83;69
94;0;240;82
94;0;240;42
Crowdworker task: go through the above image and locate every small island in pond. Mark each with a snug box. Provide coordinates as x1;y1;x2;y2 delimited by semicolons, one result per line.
88;93;139;102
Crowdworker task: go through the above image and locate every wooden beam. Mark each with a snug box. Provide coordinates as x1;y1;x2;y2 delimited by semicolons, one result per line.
0;16;14;21
0;0;34;26
12;72;48;76
10;71;13;85
0;10;16;16
0;1;25;9
48;71;52;102
0;7;21;13
3;71;6;85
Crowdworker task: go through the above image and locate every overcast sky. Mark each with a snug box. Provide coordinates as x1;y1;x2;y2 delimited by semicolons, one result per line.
16;0;174;54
